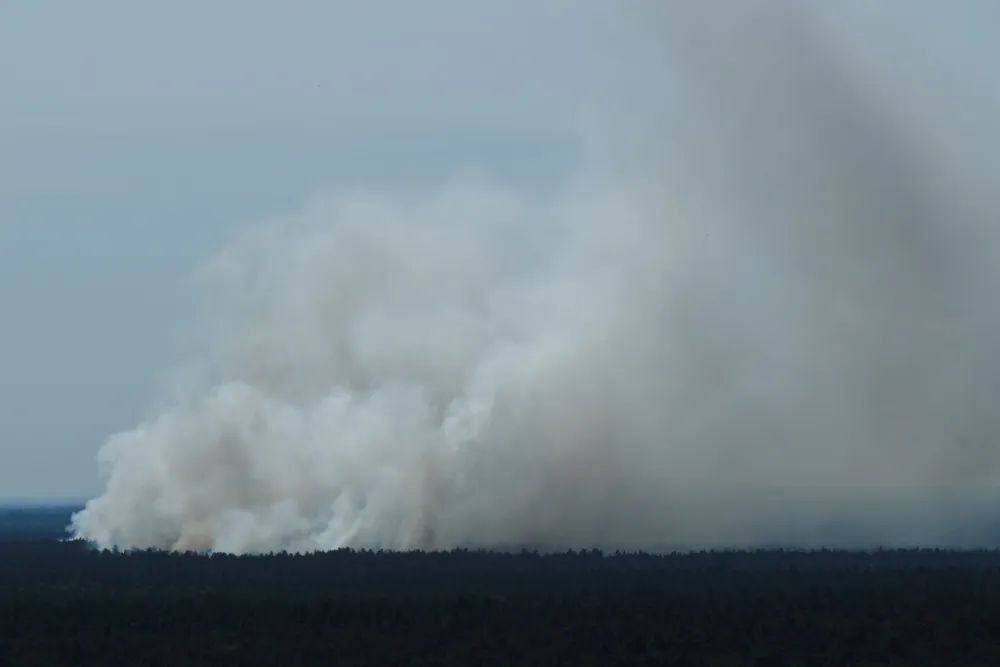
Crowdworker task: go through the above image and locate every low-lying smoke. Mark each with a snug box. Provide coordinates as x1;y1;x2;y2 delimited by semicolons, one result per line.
73;2;1000;553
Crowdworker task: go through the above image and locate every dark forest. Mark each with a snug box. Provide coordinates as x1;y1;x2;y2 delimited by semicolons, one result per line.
4;533;1000;666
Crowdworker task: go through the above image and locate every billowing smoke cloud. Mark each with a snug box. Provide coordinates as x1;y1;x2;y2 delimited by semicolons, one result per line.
73;2;1000;552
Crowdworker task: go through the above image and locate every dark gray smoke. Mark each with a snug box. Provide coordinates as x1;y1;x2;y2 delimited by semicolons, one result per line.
73;2;1000;552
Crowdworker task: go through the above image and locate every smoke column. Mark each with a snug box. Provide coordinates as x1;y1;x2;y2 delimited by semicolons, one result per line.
74;2;1000;553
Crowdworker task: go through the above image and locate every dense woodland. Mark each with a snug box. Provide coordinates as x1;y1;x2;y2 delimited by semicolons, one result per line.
3;535;1000;666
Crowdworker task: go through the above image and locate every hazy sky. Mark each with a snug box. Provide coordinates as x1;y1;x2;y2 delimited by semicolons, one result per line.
4;1;999;515
0;1;629;500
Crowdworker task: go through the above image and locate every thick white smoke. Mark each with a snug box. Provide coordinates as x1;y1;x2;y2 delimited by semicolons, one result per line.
74;2;1000;552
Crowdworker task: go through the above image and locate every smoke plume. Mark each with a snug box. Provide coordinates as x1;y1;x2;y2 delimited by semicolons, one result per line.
73;2;1000;552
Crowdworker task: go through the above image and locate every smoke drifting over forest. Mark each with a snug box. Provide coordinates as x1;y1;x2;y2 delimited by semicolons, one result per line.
73;2;1000;553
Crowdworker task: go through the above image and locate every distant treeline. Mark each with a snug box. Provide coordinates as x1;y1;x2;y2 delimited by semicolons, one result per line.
4;541;1000;666
0;506;79;541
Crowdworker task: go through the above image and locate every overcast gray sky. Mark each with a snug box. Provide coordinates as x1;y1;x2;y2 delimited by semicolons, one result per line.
4;1;998;507
0;0;631;501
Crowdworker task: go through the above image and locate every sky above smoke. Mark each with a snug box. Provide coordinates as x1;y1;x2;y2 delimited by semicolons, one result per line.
6;2;1000;551
1;0;608;501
